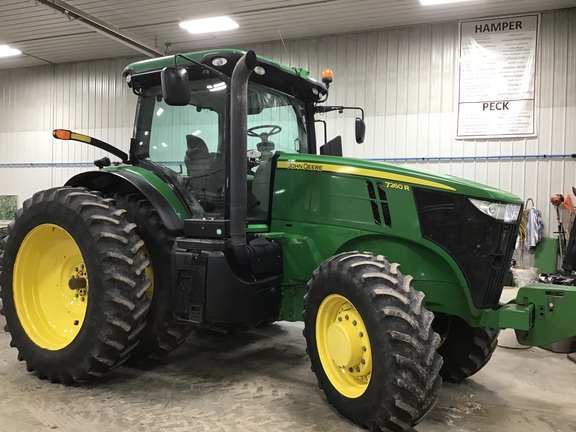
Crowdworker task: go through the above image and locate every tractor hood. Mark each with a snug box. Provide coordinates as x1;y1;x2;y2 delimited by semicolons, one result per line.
276;154;523;204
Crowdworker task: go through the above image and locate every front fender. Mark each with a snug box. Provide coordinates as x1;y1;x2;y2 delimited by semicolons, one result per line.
337;235;480;321
66;167;190;231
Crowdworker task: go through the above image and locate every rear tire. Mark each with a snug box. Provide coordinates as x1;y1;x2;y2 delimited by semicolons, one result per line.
0;187;150;383
304;252;443;432
114;194;192;361
434;314;499;383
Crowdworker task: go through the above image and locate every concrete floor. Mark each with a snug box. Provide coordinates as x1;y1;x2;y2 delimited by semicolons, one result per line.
1;315;575;432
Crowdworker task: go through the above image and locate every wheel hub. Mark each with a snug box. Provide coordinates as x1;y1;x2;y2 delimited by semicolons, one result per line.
68;264;89;302
327;312;364;369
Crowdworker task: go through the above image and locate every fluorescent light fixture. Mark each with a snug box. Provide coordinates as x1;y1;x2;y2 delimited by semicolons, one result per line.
179;16;239;34
420;0;475;5
192;130;201;136
161;142;168;148
207;82;227;92
156;107;164;116
0;45;22;58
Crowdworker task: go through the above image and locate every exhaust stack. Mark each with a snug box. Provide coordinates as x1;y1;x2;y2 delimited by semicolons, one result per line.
229;51;257;264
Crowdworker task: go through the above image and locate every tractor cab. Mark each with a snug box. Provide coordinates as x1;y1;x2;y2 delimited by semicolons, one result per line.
123;50;325;224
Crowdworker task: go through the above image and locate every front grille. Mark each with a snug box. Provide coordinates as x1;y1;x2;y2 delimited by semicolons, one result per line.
414;188;520;309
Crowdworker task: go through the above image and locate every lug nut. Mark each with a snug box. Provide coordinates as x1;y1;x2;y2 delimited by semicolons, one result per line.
348;367;353;373
345;315;349;320
362;346;366;351
356;367;360;372
352;320;357;326
338;317;342;321
361;359;366;365
359;332;364;337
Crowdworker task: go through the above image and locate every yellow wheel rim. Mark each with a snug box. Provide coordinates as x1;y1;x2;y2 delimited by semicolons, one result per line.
316;294;372;398
13;224;89;350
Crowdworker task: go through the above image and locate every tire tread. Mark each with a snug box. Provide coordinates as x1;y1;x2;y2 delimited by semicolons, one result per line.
303;251;443;432
0;187;151;383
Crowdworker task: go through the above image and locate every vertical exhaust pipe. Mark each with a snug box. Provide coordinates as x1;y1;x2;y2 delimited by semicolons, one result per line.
229;51;257;264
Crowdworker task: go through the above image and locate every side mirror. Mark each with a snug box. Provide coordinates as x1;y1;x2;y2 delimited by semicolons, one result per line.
161;67;191;106
355;118;366;144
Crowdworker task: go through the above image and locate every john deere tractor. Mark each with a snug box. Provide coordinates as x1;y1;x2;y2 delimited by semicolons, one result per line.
1;49;576;432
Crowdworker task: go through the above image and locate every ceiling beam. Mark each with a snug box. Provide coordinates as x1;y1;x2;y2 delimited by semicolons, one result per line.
36;0;163;57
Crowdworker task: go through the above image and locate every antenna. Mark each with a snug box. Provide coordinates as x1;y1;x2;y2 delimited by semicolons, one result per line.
278;29;288;53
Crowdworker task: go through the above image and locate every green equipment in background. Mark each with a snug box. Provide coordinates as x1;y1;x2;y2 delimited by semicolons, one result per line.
535;237;559;273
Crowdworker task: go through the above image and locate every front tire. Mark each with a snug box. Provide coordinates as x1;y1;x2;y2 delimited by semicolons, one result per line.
304;252;443;432
0;187;150;383
434;314;499;383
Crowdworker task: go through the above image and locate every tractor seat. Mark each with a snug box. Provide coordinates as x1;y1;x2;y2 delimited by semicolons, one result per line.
184;134;210;178
184;134;225;214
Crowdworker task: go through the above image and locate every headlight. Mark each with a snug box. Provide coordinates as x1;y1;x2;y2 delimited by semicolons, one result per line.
469;198;521;223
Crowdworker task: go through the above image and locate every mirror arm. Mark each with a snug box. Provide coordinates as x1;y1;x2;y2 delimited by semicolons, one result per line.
315;105;364;120
314;119;328;147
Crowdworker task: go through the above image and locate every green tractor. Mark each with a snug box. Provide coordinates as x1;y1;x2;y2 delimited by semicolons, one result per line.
1;49;576;432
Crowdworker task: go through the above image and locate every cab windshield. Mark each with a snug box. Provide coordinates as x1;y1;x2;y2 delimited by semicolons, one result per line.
134;77;308;220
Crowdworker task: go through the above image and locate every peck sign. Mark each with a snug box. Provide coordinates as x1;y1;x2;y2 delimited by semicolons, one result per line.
457;15;539;139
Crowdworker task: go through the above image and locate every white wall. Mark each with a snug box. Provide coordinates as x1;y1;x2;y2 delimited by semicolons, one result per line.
0;9;575;239
0;58;136;207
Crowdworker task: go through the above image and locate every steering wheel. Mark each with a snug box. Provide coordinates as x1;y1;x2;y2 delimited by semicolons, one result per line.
247;125;282;138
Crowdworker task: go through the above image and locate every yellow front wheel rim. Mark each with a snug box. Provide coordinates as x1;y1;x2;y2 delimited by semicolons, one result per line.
316;294;372;398
13;224;89;350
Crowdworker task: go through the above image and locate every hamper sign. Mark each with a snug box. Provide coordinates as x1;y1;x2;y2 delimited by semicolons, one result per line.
457;15;538;139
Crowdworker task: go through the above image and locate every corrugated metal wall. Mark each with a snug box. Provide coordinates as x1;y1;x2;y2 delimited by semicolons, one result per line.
0;9;574;242
0;58;136;206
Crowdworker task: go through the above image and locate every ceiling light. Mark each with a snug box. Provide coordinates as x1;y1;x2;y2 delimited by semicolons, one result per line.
0;45;22;58
420;0;475;5
179;16;239;34
207;82;227;92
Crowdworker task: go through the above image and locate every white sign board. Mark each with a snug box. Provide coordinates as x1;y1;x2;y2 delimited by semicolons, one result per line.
457;15;538;139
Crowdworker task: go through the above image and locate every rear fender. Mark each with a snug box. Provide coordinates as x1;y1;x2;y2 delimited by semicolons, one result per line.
66;168;190;232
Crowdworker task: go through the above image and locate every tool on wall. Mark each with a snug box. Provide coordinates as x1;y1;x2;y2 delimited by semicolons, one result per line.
551;194;567;262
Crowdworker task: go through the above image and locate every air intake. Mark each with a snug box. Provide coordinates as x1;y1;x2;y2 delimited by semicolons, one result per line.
365;180;392;227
